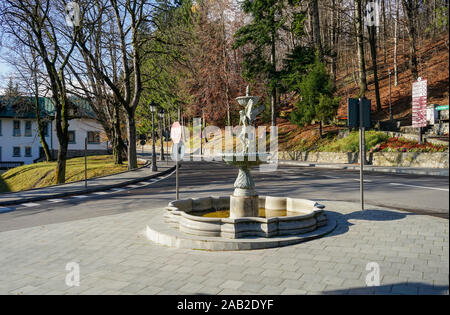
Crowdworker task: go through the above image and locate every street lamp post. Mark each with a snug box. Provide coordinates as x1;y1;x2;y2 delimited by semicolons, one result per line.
159;109;165;161
389;69;393;122
166;112;169;165
150;101;158;171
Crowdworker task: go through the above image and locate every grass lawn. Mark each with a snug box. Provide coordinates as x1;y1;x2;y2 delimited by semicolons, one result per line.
0;155;141;193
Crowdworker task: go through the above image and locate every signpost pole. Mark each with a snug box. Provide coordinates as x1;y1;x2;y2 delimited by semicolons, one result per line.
418;127;422;144
359;98;365;211
176;158;179;200
389;69;393;121
166;113;169;165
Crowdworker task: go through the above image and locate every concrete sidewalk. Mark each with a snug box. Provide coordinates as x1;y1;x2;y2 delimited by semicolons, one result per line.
0;200;447;295
277;160;449;177
0;160;175;207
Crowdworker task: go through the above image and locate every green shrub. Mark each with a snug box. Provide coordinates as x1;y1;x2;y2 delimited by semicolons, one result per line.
319;131;389;152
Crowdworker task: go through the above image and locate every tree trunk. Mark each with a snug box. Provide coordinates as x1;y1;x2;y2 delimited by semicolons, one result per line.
32;55;52;162
54;105;69;184
126;110;138;170
271;30;277;127
402;0;419;80
394;0;399;86
355;0;368;96
56;140;68;184
113;101;125;165
35;105;52;162
368;25;382;111
382;0;387;65
311;0;323;59
330;0;338;87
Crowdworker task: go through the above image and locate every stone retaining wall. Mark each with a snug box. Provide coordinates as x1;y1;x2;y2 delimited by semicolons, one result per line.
371;152;449;168
279;151;360;164
279;151;449;168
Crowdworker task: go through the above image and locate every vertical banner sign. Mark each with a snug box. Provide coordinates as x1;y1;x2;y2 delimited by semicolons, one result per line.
412;78;428;128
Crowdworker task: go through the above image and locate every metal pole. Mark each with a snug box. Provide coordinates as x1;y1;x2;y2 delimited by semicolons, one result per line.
159;114;165;161
359;98;365;211
389;69;393;121
166;113;169;165
151;111;157;172
84;137;88;188
418;127;423;144
176;159;179;200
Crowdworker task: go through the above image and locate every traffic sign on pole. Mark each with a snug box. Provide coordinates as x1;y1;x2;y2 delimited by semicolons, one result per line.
171;142;185;162
171;141;185;200
171;122;182;144
347;98;371;128
412;78;427;144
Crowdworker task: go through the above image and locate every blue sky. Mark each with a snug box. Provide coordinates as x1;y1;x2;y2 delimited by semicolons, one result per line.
0;60;13;93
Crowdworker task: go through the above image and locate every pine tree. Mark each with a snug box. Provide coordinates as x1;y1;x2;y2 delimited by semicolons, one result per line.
233;0;296;127
290;55;340;137
4;77;21;97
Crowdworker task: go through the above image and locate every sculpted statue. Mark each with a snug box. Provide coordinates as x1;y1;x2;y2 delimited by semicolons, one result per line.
238;86;265;153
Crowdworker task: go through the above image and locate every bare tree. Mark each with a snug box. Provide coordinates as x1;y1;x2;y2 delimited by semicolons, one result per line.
355;0;368;96
402;0;420;80
0;0;81;183
77;0;152;170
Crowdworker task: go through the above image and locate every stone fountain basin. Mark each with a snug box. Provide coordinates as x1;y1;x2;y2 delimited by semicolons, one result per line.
222;153;269;167
165;196;327;239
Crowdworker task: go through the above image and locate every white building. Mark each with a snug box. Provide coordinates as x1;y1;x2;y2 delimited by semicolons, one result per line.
0;96;108;167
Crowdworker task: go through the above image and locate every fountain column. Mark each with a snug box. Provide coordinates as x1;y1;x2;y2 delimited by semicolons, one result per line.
224;86;266;219
230;165;259;218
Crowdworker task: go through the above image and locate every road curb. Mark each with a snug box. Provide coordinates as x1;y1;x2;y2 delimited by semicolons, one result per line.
0;164;176;207
277;161;449;177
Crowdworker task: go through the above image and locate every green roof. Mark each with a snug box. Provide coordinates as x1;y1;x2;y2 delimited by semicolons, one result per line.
0;96;96;119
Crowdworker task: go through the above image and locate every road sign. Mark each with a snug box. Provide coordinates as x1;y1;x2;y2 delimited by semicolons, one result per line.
140;140;146;146
348;97;372;211
171;122;182;144
436;105;449;111
171;142;185;162
412;78;427;128
347;98;371;128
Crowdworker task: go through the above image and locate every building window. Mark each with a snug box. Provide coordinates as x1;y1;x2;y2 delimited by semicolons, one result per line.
25;147;32;157
13;120;21;137
25;121;32;137
13;147;21;157
87;131;100;144
68;131;76;144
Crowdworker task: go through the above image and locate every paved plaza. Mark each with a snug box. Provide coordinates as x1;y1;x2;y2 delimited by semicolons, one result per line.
0;200;448;295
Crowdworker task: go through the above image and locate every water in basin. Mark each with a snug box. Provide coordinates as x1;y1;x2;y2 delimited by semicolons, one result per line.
198;208;307;219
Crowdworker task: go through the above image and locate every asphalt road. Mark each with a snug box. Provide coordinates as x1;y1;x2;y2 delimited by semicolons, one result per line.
0;161;448;232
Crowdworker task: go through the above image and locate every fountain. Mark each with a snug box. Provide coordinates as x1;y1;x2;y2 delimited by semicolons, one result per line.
145;86;337;250
223;85;266;218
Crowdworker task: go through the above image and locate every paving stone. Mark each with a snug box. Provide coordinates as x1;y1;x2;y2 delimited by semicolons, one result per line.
281;288;307;295
219;280;244;290
0;200;447;295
